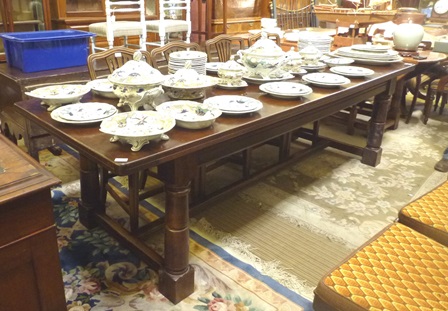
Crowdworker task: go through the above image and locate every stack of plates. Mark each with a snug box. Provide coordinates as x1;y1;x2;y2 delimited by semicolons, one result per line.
168;51;208;75
297;32;333;54
331;45;403;65
259;82;313;99
50;102;118;124
302;72;350;88
204;95;263;114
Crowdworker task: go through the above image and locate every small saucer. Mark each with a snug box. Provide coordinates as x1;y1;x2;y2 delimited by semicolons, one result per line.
216;81;248;89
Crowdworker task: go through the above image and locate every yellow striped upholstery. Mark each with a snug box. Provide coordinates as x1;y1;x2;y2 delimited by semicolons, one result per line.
399;181;448;246
313;222;448;311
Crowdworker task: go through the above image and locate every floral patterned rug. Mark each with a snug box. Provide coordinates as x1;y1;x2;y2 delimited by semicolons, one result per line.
51;181;310;311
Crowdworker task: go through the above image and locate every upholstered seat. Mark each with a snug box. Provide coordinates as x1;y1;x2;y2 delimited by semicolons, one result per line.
313;222;448;311
398;181;448;246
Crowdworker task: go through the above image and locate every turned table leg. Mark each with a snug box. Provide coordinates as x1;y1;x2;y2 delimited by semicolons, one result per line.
157;159;195;304
78;154;103;228
362;91;392;167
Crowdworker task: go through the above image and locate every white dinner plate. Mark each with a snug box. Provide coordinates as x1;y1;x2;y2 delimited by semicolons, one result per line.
259;82;313;99
302;73;351;88
243;73;295;85
53;102;117;122
204;95;263;114
329;66;375;77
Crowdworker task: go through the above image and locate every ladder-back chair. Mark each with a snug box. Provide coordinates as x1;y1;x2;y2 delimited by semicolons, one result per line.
149;41;201;74
146;0;191;47
204;34;245;62
89;0;147;53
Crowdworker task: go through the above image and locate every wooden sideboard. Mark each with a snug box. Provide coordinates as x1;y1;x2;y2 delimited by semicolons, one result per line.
0;135;65;311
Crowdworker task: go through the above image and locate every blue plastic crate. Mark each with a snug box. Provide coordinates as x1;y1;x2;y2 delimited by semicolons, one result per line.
0;30;95;73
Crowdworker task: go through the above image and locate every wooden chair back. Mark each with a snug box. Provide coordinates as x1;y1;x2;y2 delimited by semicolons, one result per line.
88;0;147;52
87;47;152;80
146;0;192;47
204;34;245;62
149;41;201;74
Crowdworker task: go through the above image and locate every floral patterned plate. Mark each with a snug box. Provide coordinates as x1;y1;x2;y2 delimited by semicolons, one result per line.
259;82;313;99
55;102;117;122
329;66;375;78
204;95;263;114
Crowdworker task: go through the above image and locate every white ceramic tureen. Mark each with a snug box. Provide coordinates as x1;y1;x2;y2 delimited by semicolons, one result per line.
299;43;322;66
161;61;218;100
237;32;287;79
217;56;248;86
282;47;303;73
108;51;165;111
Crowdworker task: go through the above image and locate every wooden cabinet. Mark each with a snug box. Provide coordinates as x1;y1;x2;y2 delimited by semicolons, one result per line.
0;134;65;311
0;0;51;61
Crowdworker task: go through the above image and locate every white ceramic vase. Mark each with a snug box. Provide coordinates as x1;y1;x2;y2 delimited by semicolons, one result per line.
393;21;424;51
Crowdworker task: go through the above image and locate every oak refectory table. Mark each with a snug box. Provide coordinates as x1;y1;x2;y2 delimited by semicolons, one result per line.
14;61;415;304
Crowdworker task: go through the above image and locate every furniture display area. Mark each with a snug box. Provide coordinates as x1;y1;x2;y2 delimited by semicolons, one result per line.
313;180;448;311
0;134;65;311
14;61;414;304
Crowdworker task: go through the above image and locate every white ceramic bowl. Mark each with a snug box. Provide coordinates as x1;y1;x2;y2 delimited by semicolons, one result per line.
86;79;118;98
99;111;176;151
156;100;222;129
25;84;91;111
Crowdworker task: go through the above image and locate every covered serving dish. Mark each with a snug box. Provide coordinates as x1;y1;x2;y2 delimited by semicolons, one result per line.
161;61;218;100
281;47;303;73
237;32;286;79
108;51;165;111
217;56;248;87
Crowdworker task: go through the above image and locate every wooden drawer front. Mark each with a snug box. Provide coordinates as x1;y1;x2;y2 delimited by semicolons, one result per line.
0;227;66;311
0;190;55;246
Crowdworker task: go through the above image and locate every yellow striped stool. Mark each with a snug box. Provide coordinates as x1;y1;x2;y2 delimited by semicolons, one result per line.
399;181;448;247
313;222;448;311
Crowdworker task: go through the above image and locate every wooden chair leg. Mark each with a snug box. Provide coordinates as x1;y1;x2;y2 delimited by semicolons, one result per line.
439;93;447;115
242;148;252;179
423;88;435;125
405;75;422;124
346;104;358;135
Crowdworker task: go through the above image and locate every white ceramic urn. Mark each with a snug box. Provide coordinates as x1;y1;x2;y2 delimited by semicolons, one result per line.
393;21;424;51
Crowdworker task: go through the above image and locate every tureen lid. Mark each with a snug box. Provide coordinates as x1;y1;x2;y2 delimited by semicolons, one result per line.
285;47;302;59
108;51;164;85
162;61;218;88
247;32;284;56
219;55;247;72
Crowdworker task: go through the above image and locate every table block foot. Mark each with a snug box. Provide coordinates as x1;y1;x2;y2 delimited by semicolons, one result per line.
362;147;382;167
159;265;195;304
